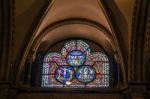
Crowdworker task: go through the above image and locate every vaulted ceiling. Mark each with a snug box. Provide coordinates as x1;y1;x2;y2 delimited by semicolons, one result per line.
1;1;150;98
14;0;136;83
14;0;135;56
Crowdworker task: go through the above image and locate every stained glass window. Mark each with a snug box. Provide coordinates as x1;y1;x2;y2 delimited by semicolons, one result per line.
41;40;110;88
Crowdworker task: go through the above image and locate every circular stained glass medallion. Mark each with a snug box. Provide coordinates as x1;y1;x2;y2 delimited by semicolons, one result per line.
55;66;74;83
76;66;96;83
66;50;86;66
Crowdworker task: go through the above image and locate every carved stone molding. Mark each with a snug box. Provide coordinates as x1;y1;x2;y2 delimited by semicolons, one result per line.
130;0;149;82
130;0;140;82
0;0;14;81
146;3;150;89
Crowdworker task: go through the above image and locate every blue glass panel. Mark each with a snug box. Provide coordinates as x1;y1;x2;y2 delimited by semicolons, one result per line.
55;66;74;83
41;40;110;88
66;51;86;66
76;66;96;83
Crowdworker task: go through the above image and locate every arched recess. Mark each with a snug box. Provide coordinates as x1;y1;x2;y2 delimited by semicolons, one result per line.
14;0;127;90
14;18;127;90
98;0;128;82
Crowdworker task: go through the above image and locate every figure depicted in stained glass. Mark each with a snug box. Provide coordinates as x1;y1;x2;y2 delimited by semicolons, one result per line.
76;66;96;83
55;66;74;83
67;51;86;66
41;40;110;88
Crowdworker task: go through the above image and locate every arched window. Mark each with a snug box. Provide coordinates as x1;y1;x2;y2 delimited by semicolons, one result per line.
41;40;114;88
